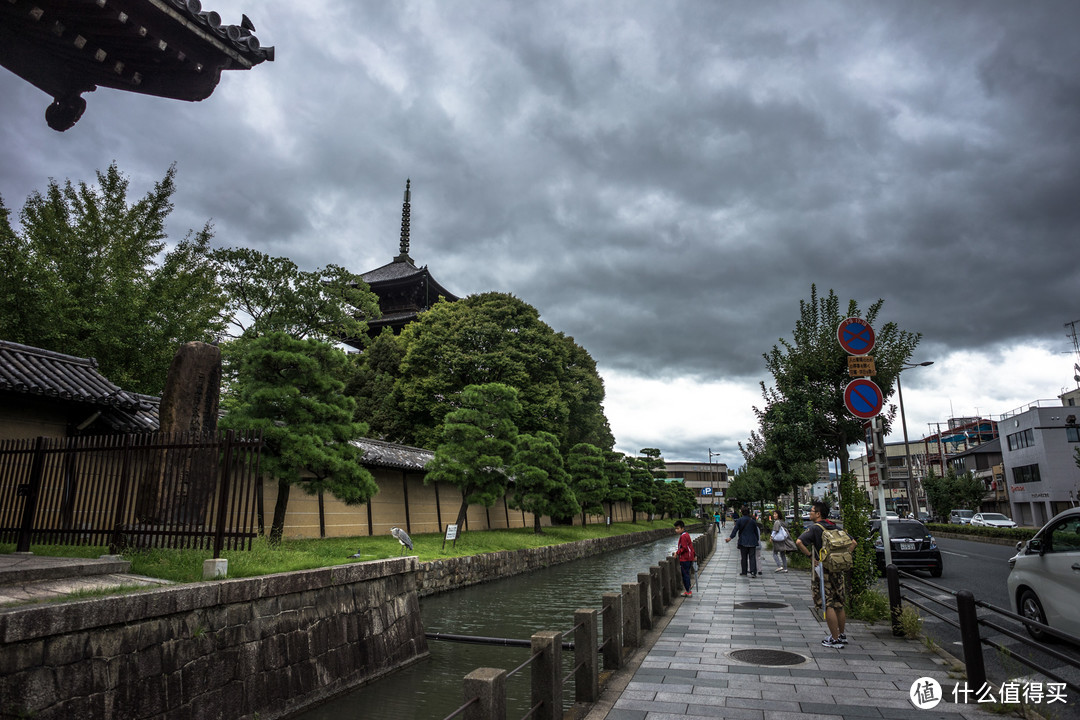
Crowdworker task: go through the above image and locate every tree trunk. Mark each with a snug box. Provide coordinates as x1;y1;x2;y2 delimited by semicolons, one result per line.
454;494;470;530
534;513;543;534
270;479;291;544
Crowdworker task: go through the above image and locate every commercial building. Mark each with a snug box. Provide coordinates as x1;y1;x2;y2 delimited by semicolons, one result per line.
999;392;1080;526
662;461;729;517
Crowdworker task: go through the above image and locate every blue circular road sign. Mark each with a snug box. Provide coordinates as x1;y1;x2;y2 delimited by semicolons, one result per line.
837;317;876;356
844;378;883;419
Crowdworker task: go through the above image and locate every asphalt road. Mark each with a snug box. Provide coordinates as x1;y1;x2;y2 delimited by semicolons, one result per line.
879;535;1080;718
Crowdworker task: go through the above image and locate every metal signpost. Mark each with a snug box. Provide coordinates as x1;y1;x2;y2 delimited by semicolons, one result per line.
839;317;892;566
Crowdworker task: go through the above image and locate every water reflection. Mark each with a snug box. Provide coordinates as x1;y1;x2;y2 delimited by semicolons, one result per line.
293;533;686;720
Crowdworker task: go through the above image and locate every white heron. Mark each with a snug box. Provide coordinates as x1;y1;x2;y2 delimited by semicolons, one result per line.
391;526;414;555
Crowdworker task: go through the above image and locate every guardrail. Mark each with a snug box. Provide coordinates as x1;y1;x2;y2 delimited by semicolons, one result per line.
433;525;716;720
885;564;1080;696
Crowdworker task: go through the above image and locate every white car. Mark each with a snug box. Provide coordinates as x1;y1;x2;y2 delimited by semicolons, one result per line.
971;512;1017;528
1007;507;1080;642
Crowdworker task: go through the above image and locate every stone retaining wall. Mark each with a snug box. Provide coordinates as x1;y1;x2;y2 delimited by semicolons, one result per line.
0;525;687;720
0;558;427;720
417;526;678;596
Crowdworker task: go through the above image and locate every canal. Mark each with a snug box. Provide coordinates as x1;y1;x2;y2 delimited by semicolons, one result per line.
293;532;693;720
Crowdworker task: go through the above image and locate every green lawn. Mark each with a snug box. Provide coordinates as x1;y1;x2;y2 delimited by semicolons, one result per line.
1;520;678;584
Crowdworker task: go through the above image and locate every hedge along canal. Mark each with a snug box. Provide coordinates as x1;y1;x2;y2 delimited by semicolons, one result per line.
293;527;701;720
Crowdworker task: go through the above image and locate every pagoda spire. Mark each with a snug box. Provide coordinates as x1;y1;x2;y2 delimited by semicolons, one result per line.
395;179;413;263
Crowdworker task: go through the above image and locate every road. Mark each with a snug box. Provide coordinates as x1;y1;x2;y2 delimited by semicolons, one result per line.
879;535;1080;718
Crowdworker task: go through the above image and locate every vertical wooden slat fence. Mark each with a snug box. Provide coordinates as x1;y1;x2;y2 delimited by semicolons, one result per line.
0;430;262;557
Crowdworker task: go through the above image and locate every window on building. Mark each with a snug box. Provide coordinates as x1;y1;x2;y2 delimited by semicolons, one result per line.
1006;428;1035;451
1012;464;1042;484
1067;427;1080;443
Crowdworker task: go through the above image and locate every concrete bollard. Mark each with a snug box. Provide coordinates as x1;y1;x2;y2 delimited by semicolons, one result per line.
623;581;642;647
667;556;681;597
574;609;599;703
202;558;228;579
637;573;653;630
650;566;663;616
602;593;623;668
531;630;563;720
463;667;506;720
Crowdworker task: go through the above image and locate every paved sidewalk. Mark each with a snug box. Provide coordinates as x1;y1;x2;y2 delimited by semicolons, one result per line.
595;533;1020;720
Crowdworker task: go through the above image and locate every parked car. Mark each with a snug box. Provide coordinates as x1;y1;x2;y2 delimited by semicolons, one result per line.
1007;507;1080;642
970;512;1017;528
870;519;943;577
871;510;899;520
916;511;932;523
949;509;974;525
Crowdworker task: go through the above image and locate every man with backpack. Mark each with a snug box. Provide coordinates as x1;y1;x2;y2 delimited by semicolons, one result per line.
796;501;857;649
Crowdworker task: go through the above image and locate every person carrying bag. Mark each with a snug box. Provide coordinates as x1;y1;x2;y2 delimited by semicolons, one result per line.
769;509;796;572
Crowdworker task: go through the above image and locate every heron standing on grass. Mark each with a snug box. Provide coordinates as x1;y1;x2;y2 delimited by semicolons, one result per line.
391;526;414;555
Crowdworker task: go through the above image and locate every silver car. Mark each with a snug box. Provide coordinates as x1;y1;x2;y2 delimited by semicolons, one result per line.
971;512;1017;528
1007;507;1080;642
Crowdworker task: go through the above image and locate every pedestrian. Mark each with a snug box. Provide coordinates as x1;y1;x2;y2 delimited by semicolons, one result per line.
769;509;796;572
720;505;727;529
796;501;858;648
714;512;721;532
673;520;696;596
724;506;760;577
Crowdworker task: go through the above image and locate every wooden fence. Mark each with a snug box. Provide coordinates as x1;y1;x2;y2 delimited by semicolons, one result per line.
0;430;262;557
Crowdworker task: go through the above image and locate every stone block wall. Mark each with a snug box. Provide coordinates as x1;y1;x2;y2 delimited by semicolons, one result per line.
416;527;677;596
0;558;427;720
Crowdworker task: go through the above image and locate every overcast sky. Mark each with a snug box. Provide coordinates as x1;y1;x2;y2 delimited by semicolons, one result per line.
2;1;1078;468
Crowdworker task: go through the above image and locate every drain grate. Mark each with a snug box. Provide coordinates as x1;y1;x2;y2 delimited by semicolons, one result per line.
734;601;788;609
729;648;806;666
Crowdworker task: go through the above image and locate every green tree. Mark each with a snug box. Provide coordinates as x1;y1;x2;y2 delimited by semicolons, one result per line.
839;471;877;596
566;443;608;525
211;247;379;343
510;431;580;533
390;292;612;451
757;285;921;476
0;163;226;394
625;457;657;522
221;333;376;543
655;480;697;519
425;383;522;530
602;450;632;521
726;466;768;509
346;329;405;430
922;467;986;516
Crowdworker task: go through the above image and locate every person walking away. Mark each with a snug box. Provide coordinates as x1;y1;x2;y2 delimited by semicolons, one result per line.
673;520;696;596
796;501;857;648
714;512;721;532
770;509;796;572
724;506;760;577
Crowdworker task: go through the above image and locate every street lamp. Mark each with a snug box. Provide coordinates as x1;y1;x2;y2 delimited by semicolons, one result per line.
898;361;934;517
708;448;724;521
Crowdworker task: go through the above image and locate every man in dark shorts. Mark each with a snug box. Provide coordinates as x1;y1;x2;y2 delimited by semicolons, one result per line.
796;501;857;649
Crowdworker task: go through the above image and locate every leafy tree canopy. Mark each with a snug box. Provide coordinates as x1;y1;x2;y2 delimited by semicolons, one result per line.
425;382;522;530
753;285;921;475
511;431;580;533
0;163;226;394
566;442;608;522
390;292;612;451
922;467;986;518
220;332;376;542
211;246;379;343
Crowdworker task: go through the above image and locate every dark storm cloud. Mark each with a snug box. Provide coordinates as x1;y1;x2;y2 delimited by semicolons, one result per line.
3;1;1079;465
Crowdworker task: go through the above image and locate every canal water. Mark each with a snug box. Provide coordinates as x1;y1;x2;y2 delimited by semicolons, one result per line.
293;533;692;720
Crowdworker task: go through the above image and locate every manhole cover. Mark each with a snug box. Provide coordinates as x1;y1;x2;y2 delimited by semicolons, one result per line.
729;649;806;666
734;601;788;609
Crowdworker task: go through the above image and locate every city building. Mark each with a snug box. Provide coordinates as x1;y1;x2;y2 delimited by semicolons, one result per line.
662;460;729;517
998;393;1080;526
